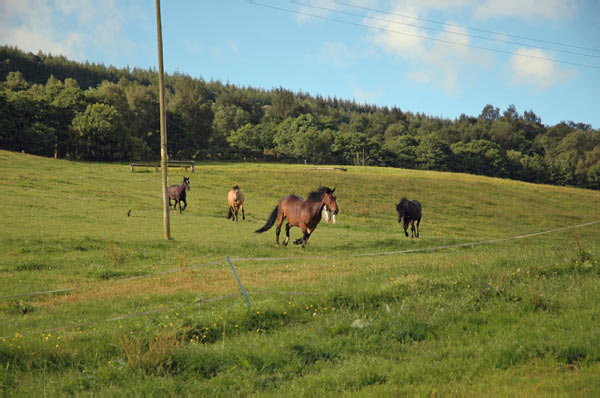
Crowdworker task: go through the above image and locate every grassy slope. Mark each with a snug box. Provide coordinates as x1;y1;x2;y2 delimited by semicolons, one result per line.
1;149;599;396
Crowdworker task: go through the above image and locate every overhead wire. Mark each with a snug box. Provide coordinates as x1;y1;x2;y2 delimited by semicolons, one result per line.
292;0;600;59
334;0;600;54
248;0;600;71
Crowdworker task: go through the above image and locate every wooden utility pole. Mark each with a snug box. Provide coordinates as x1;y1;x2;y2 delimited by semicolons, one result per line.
155;0;170;240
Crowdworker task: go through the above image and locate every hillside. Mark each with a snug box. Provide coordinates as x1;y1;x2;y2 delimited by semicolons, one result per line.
2;45;600;191
1;151;599;395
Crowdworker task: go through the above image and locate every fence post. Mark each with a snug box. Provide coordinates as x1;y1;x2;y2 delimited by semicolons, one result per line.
227;256;251;310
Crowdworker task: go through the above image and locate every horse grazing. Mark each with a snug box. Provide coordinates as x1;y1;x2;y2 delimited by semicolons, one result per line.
227;185;245;221
396;198;422;238
255;186;339;247
168;177;190;214
322;206;337;224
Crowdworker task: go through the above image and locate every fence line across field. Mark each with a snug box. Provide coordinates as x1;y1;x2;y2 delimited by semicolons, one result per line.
2;219;599;340
2;219;599;302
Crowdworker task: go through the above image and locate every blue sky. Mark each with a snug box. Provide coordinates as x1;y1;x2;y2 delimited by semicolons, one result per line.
2;0;599;128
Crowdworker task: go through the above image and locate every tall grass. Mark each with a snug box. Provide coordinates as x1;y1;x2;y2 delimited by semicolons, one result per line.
1;150;599;395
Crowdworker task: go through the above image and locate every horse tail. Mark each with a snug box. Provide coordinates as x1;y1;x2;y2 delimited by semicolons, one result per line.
255;206;278;233
227;207;233;219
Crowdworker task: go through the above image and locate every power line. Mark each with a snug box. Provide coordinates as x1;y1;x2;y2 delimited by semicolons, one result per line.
334;0;600;54
292;0;600;60
249;1;600;71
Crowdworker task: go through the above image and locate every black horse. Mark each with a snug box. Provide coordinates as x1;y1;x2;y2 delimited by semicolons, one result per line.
396;198;422;238
168;177;190;214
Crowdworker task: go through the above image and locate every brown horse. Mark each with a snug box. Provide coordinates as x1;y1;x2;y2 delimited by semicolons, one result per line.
227;185;245;221
255;186;338;247
168;177;190;214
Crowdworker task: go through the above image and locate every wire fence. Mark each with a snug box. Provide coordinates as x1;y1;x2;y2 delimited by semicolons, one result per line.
2;219;599;301
2;219;599;339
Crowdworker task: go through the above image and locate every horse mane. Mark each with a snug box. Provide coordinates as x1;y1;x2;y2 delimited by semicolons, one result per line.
307;186;332;202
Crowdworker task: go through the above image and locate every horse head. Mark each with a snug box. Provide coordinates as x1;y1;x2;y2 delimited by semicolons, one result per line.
396;198;407;223
183;177;191;191
322;187;339;215
233;185;240;192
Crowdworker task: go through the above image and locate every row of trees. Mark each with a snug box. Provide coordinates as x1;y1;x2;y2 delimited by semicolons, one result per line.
1;46;599;189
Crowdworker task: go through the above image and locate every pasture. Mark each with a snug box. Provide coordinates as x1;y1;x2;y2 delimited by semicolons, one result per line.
1;149;599;396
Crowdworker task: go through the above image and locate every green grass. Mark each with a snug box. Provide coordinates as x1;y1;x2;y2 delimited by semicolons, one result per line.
1;149;599;396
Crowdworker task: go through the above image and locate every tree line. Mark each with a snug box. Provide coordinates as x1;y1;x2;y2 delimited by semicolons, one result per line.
1;45;599;189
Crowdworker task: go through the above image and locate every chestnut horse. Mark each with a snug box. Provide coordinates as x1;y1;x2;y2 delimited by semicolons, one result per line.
255;186;338;247
168;177;190;214
227;185;245;221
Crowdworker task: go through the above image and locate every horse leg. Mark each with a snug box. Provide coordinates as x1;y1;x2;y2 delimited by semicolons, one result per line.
403;220;409;237
410;220;416;238
181;199;187;212
301;230;311;248
283;223;291;246
293;227;308;245
416;219;420;238
275;214;285;247
241;204;245;220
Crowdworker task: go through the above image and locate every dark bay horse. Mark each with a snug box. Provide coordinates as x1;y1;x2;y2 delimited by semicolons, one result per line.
255;186;339;247
227;185;245;221
168;177;190;214
396;198;422;238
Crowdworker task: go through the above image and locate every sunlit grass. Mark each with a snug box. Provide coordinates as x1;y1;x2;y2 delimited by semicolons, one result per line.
0;150;599;395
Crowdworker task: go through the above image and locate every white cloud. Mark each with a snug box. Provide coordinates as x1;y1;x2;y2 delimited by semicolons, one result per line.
475;0;578;20
0;0;133;63
406;70;432;84
510;48;577;89
367;2;490;93
353;84;385;104
226;40;240;55
318;42;347;67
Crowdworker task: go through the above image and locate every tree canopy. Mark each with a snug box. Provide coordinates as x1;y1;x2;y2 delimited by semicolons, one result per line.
1;45;599;190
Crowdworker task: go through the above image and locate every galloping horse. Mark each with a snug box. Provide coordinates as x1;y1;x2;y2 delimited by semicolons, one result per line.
168;177;190;214
227;185;245;221
255;186;339;247
396;198;421;238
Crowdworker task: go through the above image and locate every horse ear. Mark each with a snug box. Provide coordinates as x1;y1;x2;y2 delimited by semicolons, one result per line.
332;187;336;193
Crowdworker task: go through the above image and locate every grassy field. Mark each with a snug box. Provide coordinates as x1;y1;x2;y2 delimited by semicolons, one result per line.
1;149;599;396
